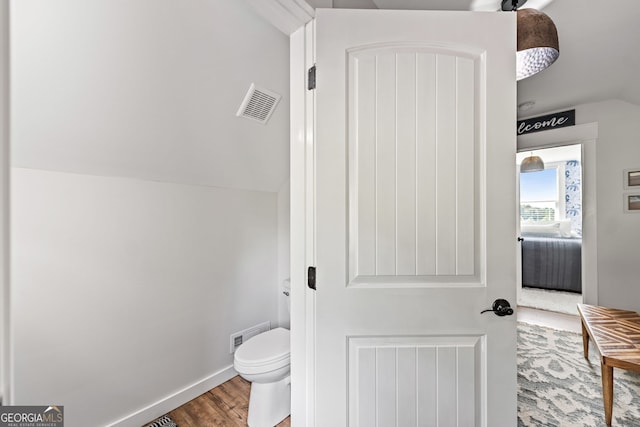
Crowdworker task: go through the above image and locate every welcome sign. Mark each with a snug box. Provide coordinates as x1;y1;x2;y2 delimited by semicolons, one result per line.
517;109;575;135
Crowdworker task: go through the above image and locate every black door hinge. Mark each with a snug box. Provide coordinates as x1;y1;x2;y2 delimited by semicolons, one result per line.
308;65;316;90
308;266;316;290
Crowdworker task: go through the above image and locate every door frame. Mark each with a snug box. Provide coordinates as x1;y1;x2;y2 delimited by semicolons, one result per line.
290;22;315;427
517;122;599;306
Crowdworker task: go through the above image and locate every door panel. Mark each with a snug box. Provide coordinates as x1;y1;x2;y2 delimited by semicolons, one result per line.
312;9;516;426
349;336;482;426
348;44;482;286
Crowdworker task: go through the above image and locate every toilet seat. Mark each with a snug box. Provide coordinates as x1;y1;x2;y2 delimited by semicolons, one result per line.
234;328;290;375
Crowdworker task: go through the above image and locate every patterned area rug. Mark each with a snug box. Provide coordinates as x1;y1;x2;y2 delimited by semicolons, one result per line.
518;322;640;426
144;415;177;427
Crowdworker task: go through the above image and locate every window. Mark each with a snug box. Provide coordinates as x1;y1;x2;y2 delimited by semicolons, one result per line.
520;167;560;222
517;144;583;237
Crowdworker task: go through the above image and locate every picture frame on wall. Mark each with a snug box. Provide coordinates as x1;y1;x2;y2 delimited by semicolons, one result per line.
623;168;640;189
624;193;640;213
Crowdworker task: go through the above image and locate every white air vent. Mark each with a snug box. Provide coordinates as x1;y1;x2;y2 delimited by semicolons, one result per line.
236;83;281;125
230;321;271;353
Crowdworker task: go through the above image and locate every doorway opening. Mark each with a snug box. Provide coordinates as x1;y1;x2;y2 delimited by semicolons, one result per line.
516;144;583;315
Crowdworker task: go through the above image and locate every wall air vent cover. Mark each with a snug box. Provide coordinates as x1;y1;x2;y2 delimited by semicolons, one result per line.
236;83;281;125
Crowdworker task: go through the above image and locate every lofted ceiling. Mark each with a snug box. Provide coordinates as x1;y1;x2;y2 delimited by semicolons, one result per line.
11;0;639;194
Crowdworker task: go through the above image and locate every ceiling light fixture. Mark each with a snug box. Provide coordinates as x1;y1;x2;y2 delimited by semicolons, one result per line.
503;0;560;81
518;100;536;112
520;153;545;173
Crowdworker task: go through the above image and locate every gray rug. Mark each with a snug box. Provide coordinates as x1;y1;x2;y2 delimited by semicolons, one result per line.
518;322;640;426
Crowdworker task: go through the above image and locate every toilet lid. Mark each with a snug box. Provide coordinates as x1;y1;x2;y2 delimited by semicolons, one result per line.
234;327;290;368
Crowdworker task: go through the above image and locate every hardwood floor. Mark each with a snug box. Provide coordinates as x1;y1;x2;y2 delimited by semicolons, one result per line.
156;375;290;427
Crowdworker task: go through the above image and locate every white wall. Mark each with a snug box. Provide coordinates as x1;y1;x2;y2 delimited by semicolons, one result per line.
11;0;290;192
575;100;640;311
11;168;278;427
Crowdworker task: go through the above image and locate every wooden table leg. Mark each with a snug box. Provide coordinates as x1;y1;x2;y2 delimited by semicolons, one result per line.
601;363;614;426
581;320;590;359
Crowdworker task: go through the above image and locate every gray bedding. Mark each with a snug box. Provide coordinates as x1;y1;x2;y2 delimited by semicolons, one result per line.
521;235;582;293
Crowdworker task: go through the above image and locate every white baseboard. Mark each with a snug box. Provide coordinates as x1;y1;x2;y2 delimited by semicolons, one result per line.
106;365;237;427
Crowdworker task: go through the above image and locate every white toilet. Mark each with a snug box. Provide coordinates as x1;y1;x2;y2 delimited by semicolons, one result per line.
233;286;290;427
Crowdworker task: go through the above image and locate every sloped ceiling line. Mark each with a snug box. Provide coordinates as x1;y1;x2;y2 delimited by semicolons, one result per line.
246;0;314;35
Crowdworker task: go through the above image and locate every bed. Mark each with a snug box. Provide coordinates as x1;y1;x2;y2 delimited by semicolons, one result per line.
521;235;582;294
520;219;583;293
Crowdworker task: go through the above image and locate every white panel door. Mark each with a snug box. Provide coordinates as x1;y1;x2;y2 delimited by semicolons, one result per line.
310;9;516;427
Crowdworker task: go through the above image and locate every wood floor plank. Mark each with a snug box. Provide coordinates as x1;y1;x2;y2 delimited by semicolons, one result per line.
155;375;290;427
209;376;250;422
209;376;251;411
277;415;291;427
167;407;198;427
168;400;206;427
203;391;247;426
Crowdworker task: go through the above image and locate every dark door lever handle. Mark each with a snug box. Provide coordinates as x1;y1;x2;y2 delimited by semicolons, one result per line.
517;237;524;242
481;299;514;316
